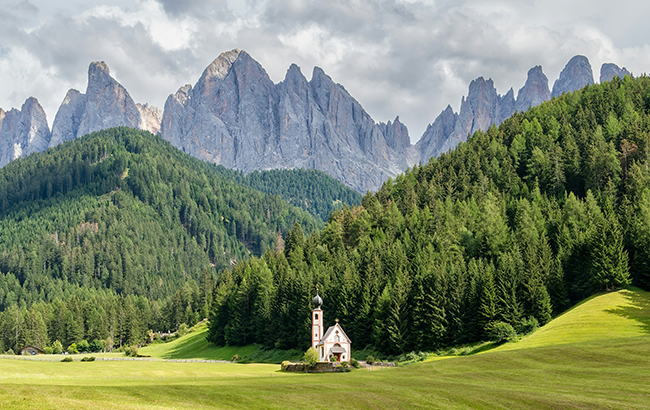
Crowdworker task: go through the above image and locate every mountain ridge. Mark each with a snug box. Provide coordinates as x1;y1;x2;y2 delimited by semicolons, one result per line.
0;53;633;192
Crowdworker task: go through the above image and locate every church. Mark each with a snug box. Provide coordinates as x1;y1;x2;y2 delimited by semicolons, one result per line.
311;289;352;362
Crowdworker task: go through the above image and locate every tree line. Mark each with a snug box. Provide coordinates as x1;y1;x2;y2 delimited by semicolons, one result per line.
207;74;650;355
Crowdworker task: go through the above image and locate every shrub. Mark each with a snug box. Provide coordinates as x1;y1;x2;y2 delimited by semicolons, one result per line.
52;340;63;355
61;357;73;362
80;356;96;362
77;340;90;353
5;348;15;356
43;346;54;355
488;322;517;343
365;355;375;365
231;354;241;363
67;343;79;355
176;323;189;338
517;317;539;335
350;358;359;368
125;345;139;357
280;361;291;371
89;339;105;353
303;347;318;367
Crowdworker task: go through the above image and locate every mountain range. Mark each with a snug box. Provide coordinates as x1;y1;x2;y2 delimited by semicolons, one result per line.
0;52;631;192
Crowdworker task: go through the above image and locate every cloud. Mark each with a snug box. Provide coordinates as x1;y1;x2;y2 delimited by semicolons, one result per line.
2;0;650;142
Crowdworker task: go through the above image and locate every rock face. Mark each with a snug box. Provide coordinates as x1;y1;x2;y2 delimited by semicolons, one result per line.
516;66;551;112
551;55;594;98
415;105;457;164
0;52;631;193
600;63;631;83
137;104;163;135
419;56;600;163
0;97;51;166
161;50;415;192
50;61;160;148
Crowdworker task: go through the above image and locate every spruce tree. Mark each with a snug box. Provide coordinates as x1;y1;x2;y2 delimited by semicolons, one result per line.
591;209;630;291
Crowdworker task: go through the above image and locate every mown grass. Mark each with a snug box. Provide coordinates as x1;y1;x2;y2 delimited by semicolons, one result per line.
1;288;648;409
138;323;301;363
138;323;258;360
495;286;650;352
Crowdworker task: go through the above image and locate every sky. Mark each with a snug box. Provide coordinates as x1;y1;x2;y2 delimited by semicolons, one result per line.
1;0;650;143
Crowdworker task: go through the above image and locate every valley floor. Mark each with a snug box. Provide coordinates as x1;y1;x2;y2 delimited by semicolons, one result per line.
1;288;649;409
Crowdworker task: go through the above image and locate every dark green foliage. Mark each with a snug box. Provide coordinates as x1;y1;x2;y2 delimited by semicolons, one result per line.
208;75;650;356
0;128;324;353
488;322;517;343
517;317;539;335
60;357;73;362
233;169;362;221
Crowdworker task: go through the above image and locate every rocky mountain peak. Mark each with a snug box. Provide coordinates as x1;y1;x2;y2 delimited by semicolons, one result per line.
552;55;594;98
89;61;110;75
516;65;550;112
0;97;51;166
600;63;631;83
203;49;243;80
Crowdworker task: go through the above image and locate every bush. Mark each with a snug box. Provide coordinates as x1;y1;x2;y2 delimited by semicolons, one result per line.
517;317;539;335
52;340;63;355
365;355;375;365
80;356;96;362
177;323;189;338
280;361;291;371
350;358;359;368
43;346;54;355
231;354;241;363
89;339;105;353
67;343;79;355
125;345;139;357
61;357;73;362
5;348;15;356
488;322;517;343
303;347;319;367
77;340;90;353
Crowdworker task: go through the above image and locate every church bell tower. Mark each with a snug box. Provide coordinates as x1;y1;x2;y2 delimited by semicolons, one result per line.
311;287;324;349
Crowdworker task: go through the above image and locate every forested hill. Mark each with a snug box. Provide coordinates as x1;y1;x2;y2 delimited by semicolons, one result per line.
212;168;362;221
0;127;324;310
208;74;650;355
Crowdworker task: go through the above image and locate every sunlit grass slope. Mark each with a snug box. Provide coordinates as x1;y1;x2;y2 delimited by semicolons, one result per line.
495;286;650;352
0;287;648;409
139;323;257;360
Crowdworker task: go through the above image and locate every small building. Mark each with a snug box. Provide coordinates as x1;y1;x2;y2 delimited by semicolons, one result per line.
20;345;44;356
311;290;352;362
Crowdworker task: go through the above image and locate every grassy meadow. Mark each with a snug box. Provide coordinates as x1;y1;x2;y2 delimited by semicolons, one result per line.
0;287;649;409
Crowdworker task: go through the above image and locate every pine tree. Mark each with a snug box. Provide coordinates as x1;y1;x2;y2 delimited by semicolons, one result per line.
591;209;630;291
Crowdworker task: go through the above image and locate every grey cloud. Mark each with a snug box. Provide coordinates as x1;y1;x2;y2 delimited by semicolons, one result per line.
154;0;234;21
1;0;649;143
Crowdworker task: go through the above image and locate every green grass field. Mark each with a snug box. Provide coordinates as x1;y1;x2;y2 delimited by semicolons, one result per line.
138;323;259;360
1;287;649;409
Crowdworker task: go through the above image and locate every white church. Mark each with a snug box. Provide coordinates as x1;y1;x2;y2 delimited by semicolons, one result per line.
311;289;352;362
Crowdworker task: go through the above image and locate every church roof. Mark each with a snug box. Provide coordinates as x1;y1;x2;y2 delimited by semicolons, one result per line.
316;323;351;346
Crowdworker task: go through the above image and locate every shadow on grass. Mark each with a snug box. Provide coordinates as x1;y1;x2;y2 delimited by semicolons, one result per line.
604;287;650;334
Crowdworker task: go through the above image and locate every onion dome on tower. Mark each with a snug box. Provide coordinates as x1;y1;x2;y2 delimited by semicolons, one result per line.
313;288;323;310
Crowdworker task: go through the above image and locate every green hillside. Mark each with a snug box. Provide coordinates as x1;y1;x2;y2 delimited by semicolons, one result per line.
207;75;650;355
495;286;650;351
139;323;257;360
1;287;648;409
213;167;363;221
0;127;323;353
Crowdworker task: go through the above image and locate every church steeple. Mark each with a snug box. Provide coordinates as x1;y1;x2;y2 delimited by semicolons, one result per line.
311;286;324;349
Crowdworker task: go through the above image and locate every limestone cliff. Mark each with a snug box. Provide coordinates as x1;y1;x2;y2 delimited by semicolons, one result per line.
160;50;413;192
0;97;51;166
50;61;161;148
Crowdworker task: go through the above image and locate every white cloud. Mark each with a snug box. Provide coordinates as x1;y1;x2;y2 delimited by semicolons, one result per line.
2;0;650;142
